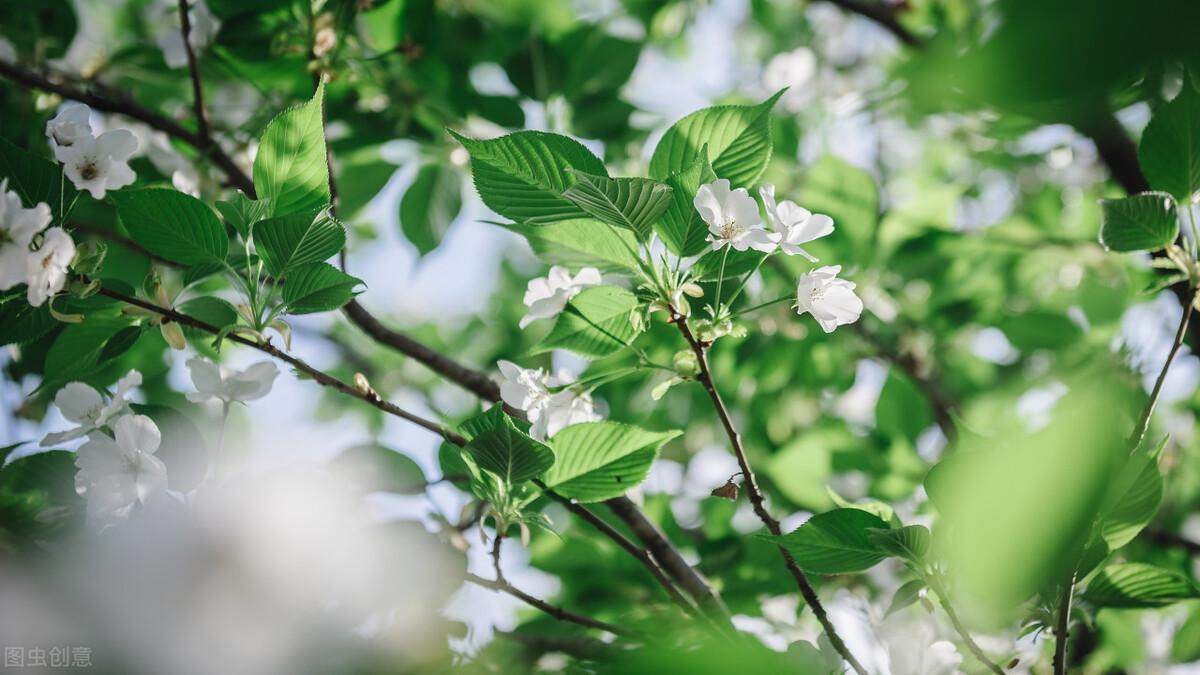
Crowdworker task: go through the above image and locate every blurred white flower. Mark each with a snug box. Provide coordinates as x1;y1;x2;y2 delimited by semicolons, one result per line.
45;103;92;150
75;414;167;528
538;388;601;440
313;27;337;57
0;36;14;63
42;370;142;446
496;360;599;440
795;265;863;333
56;130;138;199
25;227;75;306
0;178;51;291
186;357;279;405
695;178;779;252
760;183;834;261
152;0;220;69
763;47;817;111
519;265;601;329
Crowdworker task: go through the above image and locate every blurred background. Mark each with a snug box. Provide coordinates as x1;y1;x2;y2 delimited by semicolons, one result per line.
3;0;1200;672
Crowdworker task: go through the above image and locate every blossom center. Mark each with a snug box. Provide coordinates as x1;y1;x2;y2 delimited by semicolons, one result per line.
718;220;742;240
79;162;99;181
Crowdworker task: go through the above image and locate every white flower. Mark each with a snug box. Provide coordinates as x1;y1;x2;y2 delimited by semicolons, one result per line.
763;47;817;112
519;266;602;329
795;265;863;333
42;370;142;446
56;129;138;199
186;357;279;405
152;0;220;69
45;103;92;150
24;227;75;307
0;179;52;291
74;414;168;528
694;179;780;253
538;388;601;440
760;184;834;261
496;360;600;440
313;27;337;58
0;36;15;64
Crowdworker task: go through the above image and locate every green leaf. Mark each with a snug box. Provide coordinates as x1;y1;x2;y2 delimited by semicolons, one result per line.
400;164;462;256
1083;563;1200;608
1099;192;1179;252
499;219;642;273
334;444;428;495
886;579;927;617
281;262;364;314
0;292;55;346
451;129;607;224
875;370;933;442
0;136;77;221
111;189;229;265
1173;606;1200;662
691;248;766;282
868;524;931;562
466;414;555;485
760;508;889;574
560;171;673;241
648;90;782;187
178;296;239;355
43;317;132;384
536;285;642;358
542;422;680;502
253;82;331;217
656;148;717;257
253;209;345;275
1100;447;1163;550
1138;84;1200;201
216;192;272;240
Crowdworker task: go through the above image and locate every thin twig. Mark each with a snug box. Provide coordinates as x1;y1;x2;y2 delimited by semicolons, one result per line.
672;313;867;675
928;575;1006;675
465;573;642;639
820;0;922;46
177;0;211;148
1054;288;1195;673
536;481;702;620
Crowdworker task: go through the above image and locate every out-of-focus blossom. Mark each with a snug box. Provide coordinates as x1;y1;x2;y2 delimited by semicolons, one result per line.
151;0;220;69
695;179;779;252
185;357;279;405
0;178;51;291
42;370;142;446
519;266;601;329
25;227;75;306
760;184;834;261
75;414;167;528
795;265;863;333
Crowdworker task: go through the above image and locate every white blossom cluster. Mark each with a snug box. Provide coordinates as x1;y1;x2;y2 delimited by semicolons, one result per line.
0;179;74;306
46;103;138;199
39;359;278;529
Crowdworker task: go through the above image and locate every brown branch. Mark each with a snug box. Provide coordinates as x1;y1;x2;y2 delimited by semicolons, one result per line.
0;61;255;196
93;282;466;445
853;321;957;442
177;0;211;149
820;0;922;46
1143;528;1200;555
536;481;702;621
465;573;642;639
672;313;867;675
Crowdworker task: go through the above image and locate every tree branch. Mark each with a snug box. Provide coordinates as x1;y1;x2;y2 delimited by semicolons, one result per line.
819;0;922;46
672;313;867;675
0;61;254;196
177;0;211;149
465;573;642;639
